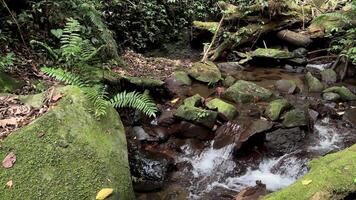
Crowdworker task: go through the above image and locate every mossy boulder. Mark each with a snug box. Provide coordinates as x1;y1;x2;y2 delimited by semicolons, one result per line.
282;109;308;128
320;69;337;84
223;75;236;87
171;71;192;86
188;61;222;84
274;79;297;94
252;48;295;59
174;105;217;128
0;86;134;200
306;72;324;92
192;21;218;33
123;76;165;87
308;12;352;37
322;92;341;102
223;80;273;103
265;99;291;121
323;86;356;101
183;94;203;107
0;72;22;93
264;144;356;200
206;98;238;120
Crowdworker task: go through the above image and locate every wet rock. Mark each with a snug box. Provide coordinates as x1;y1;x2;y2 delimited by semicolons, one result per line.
123;76;164;87
274;79;297;94
323;86;356;101
306;63;332;71
223;75;236;87
223;80;273;103
236;119;274;149
206;98;238;120
252;48;295;59
287;57;308;65
343;108;356;127
308;109;319;122
306;72;324;92
234;181;267;200
158;109;176;126
174;105;217;128
130;149;171;192
131;126;154;141
293;48;308;57
165;71;191;94
177;121;214;140
320;69;337;84
188;61;222;84
282;109;308;128
152;127;173;141
183;94;203;107
265;127;306;155
217;62;245;75
322;92;340;102
213;122;241;149
265;99;291;121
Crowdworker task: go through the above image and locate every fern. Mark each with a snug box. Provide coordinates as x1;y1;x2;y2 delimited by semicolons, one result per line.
110;91;158;118
41;67;88;87
82;85;109;118
0;52;15;71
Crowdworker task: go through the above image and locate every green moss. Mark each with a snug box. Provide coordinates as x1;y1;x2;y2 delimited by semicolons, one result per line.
19;93;45;108
188;61;222;84
174;105;217;128
123;76;164;87
282;109;307;128
264;144;356;200
306;72;324;92
0;72;22;93
192;21;218;33
265;99;291;121
223;80;273;103
172;71;192;86
323;86;356;101
0;86;134;200
206;98;238;120
252;48;295;59
183;94;203;107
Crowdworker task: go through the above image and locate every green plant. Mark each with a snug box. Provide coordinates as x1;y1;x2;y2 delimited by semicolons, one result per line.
0;52;16;71
41;67;157;118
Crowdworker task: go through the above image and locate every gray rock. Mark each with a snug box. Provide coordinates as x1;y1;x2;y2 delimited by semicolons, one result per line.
265;127;306;155
306;72;324;92
188;61;221;84
320;69;337;84
174;105;217;128
322;92;340;101
275;79;297;94
223;80;273;103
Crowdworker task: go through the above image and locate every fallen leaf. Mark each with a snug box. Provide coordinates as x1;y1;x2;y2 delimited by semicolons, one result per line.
302;180;312;185
6;180;13;188
170;98;179;104
96;188;114;200
0;118;18;128
2;152;16;168
52;93;63;102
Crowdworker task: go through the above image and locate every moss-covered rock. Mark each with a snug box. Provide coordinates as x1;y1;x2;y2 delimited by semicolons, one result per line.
0;86;134;200
123;76;165;87
183;94;203;107
282;109;308;128
265;99;291;121
323;86;356;101
308;12;352;37
188;61;222;84
264;144;356;200
171;71;192;86
252;48;295;59
192;21;218;33
320;69;337;84
223;75;236;87
223;80;273;103
0;72;22;93
306;72;324;92
322;92;341;102
206;98;238;120
174;105;217;128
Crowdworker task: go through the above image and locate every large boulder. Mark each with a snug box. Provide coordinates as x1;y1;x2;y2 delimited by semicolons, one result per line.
206;98;238;120
188;61;222;84
0;86;134;200
264;144;356;200
265;127;306;155
174;105;217;128
223;80;273;103
265;99;291;121
320;69;337;84
282;109;308;128
306;72;324;92
322;92;340;102
323;86;356;101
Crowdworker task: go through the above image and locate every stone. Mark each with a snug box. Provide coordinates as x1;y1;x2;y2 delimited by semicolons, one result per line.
213;122;241;149
282;109;308;128
293;48;308;57
223;75;236;87
265;99;291;121
130;126;155;141
343;108;356;127
174;105;217;128
235;181;267;200
183;94;203;107
206;98;238;120
265;127;306;155
167;71;192;86
323;86;356;101
124;76;165;87
188;61;222;84
0;86;134;199
320;69;337;84
223;80;273;103
306;72;324;92
264;144;356;200
157;109;176;126
322;92;340;101
252;48;295;59
177;121;214;140
274;80;297;94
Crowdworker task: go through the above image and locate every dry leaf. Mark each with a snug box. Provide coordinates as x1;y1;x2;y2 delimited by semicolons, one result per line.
170;98;180;104
302;180;312;185
96;188;114;200
2;152;16;168
6;180;13;188
0;118;18;128
52;93;63;102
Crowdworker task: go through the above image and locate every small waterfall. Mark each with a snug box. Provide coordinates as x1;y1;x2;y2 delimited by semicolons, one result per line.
309;118;341;153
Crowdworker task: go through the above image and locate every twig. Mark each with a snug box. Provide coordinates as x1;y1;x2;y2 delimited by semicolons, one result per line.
307;48;328;55
1;0;27;47
201;14;225;62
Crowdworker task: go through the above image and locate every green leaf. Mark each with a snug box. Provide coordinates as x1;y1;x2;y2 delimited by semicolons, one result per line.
51;29;63;39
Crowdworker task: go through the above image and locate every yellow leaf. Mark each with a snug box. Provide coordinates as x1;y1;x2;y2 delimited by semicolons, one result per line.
96;188;113;200
170;98;180;104
302;180;312;185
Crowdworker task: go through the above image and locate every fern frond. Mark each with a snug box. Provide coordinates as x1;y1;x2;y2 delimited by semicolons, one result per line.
110;91;158;117
30;40;59;60
82;85;109;118
41;67;88;87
